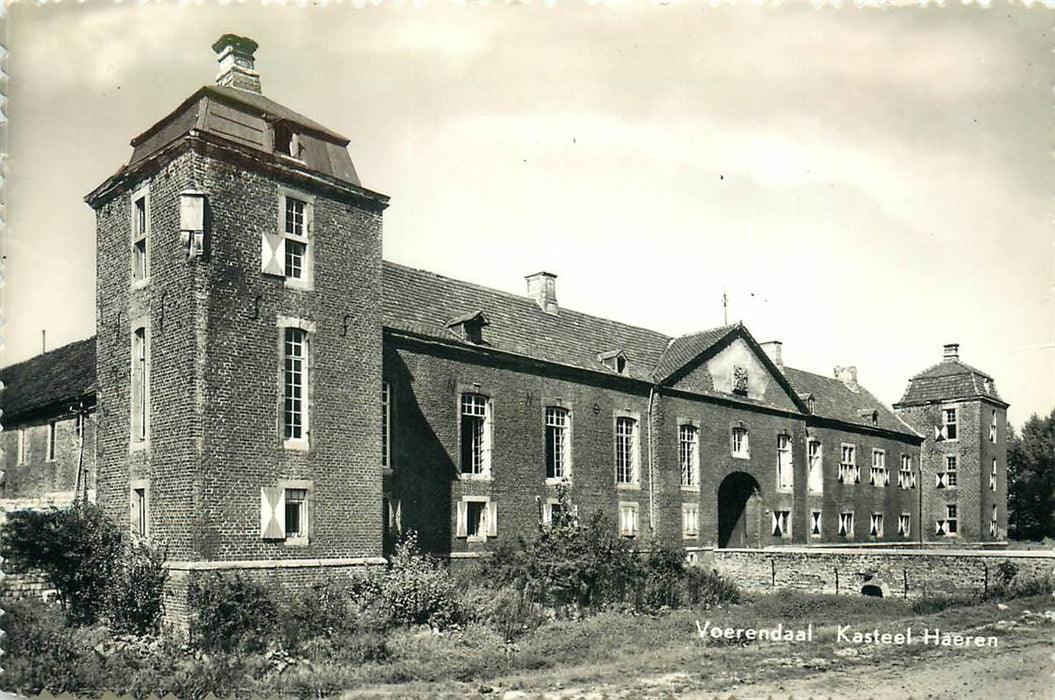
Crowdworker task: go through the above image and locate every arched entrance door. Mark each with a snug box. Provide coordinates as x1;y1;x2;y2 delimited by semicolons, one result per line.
717;472;763;548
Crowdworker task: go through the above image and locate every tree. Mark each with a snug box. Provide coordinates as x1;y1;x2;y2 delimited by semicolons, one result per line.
1008;409;1055;540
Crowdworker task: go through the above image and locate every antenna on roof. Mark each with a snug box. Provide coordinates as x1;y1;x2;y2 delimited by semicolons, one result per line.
41;329;46;355
722;287;728;326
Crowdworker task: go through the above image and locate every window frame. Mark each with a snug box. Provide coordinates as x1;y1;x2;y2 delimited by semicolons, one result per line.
614;413;640;488
869;513;884;538
989;410;998;443
16;428;27;465
682;502;700;539
898;454;915;489
839;443;859;484
898;512;911;538
382;382;393;472
942;407;958;441
130;320;151;450
838;511;854;538
810;510;822;538
130;184;150;286
679;422;700;491
990;458;997;491
45;421;57;462
731;425;750;459
282;478;313;546
772;510;791;539
870;448;888;487
776;432;793;491
457;496;497;541
618;501;639;538
130;478;150;538
459;392;493;479
277;187;315;290
545;405;572;483
278;317;315;450
807;439;823;494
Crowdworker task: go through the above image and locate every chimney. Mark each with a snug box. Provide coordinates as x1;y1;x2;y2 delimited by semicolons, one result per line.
526;272;558;315
760;340;783;368
212;34;261;94
943;343;960;362
834;365;859;392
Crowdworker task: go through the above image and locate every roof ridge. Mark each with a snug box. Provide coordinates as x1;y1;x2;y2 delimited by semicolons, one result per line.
382;260;674;342
910;358;994;381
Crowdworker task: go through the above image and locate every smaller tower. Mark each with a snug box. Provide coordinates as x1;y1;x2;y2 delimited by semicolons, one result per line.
894;343;1008;543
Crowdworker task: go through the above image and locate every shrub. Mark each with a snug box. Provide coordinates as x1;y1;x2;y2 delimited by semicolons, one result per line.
350;532;464;630
187;573;278;652
911;594;977;616
108;536;168;635
465;585;546;641
279;577;358;653
1;599;108;694
682;567;742;607
1;502;123;625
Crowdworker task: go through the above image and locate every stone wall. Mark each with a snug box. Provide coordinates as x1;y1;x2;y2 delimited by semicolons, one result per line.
707;546;1055;598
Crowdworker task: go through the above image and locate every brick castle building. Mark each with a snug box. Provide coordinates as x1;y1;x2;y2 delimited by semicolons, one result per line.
1;36;1009;596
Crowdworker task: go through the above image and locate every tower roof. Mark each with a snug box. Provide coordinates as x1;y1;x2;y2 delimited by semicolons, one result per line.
895;347;1006;408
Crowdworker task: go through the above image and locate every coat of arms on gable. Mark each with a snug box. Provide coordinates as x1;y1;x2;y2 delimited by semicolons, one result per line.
732;365;749;396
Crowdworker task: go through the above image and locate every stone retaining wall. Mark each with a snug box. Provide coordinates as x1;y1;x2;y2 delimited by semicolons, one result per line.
706;547;1055;598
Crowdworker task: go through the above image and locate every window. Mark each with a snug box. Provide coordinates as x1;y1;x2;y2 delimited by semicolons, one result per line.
679;424;699;489
869;513;884;538
283;327;309;444
990;505;998;537
990;411;998;443
260;481;313;543
130;485;148;537
545;407;571;481
383;496;402;539
615;416;638;486
274;122;302;159
461;393;492;476
942;408;958;440
457;497;497;540
76;413;85;442
870;449;887;487
542;500;575;528
807;440;823;493
898;513;911;538
898;454;915;489
810;510;822;538
682;502;699;538
382;383;392;470
284;488;308;539
284;196;308;280
807;395;816;414
16;428;26;465
772;510;790;538
45;421;57;462
131;325;149;445
131;187;149;283
839;444;858;484
618;502;639;537
937;504;958;537
838;511;854;537
990;458;997;491
937;455;957;488
731;426;750;459
776;434;793;490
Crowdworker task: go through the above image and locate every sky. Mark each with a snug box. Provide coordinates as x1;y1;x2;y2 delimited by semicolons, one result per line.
4;2;1053;428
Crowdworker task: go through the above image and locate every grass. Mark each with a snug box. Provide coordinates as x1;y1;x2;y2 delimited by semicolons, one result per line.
5;588;1052;698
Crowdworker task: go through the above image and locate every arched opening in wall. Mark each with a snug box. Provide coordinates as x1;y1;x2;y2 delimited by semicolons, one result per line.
861;584;884;598
717;472;763;549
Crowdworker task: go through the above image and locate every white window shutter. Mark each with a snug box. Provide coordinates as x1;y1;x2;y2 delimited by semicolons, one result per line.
129;490;140;536
393;500;403;534
260;487;285;539
486;501;498;537
456;500;468;538
262;230;285;276
305;199;314;236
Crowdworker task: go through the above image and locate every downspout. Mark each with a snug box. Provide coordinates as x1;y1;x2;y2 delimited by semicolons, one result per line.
918;441;924;547
647;385;657;536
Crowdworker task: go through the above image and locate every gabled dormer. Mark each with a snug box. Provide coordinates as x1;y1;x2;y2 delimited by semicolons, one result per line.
598;349;629;375
447;311;490;345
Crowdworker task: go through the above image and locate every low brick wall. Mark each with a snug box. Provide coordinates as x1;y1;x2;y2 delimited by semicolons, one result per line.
0;566;57;602
705;547;1055;599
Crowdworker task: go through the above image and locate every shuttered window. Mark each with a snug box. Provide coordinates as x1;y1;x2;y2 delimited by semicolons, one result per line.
460;394;491;476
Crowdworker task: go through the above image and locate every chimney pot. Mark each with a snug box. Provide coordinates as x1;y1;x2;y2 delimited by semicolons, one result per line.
213;34;261;94
943;343;960;362
525;271;558;315
760;340;783;368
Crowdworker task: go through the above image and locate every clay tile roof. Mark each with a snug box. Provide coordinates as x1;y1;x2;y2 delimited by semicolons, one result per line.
651;325;738;382
381;262;672;382
896;359;1006;407
1;338;96;423
783;366;918;436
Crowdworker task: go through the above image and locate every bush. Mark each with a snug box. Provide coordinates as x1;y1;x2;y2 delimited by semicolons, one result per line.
464;585;546;641
682;567;743;607
349;532;464;630
1;599;100;694
108;537;167;635
1;502;123;625
187;573;278;652
279;577;358;653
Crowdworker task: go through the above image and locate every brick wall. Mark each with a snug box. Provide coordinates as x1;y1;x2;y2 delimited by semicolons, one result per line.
1;412;96;501
709;547;1054;598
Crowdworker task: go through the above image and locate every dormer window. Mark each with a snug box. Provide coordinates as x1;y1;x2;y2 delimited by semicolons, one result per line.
273;122;302;160
447;311;489;345
599;350;629;375
858;409;878;426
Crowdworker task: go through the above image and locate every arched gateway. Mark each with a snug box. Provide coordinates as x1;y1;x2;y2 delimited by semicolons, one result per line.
717;472;763;548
